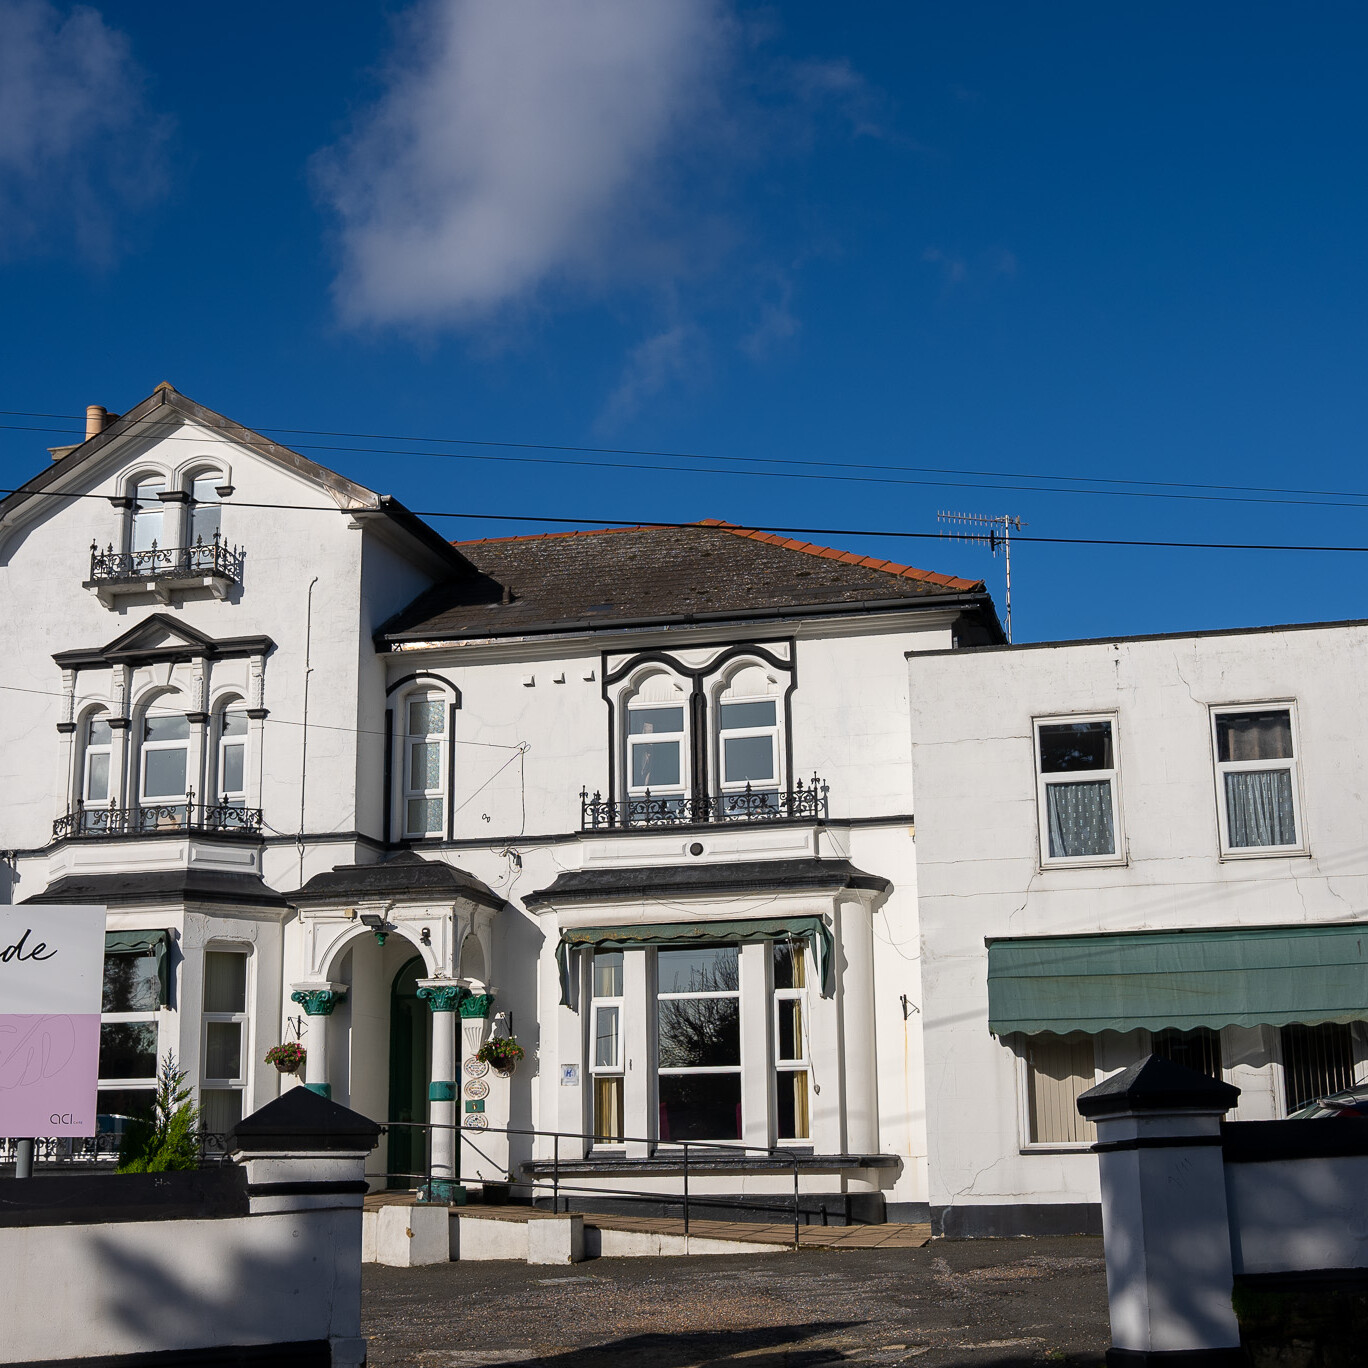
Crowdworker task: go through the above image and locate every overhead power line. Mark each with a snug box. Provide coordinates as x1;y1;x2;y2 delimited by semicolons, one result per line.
1;483;1367;556
4;413;1368;512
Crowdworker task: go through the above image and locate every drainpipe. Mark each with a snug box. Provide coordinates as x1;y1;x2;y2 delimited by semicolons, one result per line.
298;577;319;886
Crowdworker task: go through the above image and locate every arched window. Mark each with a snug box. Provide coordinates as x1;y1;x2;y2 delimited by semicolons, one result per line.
187;473;223;565
214;702;248;802
137;695;190;825
129;477;166;568
714;664;783;815
624;670;689;815
81;709;114;807
402;692;447;838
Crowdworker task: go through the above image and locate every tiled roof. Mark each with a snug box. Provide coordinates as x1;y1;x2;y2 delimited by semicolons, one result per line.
379;520;987;643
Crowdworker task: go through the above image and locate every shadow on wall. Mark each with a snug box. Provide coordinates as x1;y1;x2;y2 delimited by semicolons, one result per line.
500;903;543;1169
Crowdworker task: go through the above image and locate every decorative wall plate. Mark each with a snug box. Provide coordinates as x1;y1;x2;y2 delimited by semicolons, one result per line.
463;1057;489;1079
464;1078;490;1099
463;1113;489;1130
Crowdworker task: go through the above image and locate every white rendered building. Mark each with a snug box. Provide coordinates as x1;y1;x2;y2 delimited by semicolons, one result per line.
1;384;1004;1223
909;622;1368;1236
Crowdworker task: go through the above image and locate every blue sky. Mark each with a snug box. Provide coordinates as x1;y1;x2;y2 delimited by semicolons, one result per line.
3;1;1367;641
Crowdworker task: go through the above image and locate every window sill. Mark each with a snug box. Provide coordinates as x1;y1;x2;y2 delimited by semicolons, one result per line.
1218;847;1311;862
1037;856;1129;872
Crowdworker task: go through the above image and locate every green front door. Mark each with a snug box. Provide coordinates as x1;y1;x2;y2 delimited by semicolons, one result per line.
387;957;431;1189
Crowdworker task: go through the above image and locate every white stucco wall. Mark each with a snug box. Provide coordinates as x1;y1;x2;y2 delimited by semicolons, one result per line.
909;622;1368;1226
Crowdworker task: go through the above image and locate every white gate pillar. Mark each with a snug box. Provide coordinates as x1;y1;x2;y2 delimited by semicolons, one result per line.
1078;1054;1243;1367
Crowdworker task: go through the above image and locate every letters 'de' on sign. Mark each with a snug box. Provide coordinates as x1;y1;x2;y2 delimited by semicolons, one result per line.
0;906;106;1138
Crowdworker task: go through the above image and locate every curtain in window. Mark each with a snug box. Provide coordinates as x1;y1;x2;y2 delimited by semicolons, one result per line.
1225;770;1295;847
1046;781;1114;858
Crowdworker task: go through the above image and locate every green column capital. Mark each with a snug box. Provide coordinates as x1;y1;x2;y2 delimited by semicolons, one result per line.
291;987;346;1016
458;991;495;1019
416;983;467;1013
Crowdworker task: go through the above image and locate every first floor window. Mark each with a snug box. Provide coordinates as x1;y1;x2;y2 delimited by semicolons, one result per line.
1281;1022;1357;1113
1036;717;1120;862
216;709;248;801
1214;707;1300;851
590;950;624;1143
718;699;780;814
98;946;162;1135
140;713;189;807
627;703;687;811
1024;1034;1097;1145
403;694;447;837
201;949;249;1134
1150;1026;1223;1079
657;945;741;1142
773;940;810;1140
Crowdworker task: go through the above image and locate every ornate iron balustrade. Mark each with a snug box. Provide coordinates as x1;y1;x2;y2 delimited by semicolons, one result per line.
53;792;263;841
580;776;829;830
88;532;245;585
1;1131;231;1167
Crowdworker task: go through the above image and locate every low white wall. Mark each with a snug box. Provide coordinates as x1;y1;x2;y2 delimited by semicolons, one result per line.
0;1208;362;1365
1227;1155;1368;1276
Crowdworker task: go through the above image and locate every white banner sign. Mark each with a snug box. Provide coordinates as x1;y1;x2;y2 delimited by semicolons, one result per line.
0;906;106;1138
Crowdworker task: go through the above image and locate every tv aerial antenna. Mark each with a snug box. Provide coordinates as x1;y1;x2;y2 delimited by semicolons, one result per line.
937;511;1026;643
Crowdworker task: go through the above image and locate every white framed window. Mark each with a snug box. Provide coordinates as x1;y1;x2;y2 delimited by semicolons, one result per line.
1035;715;1122;865
403;693;447;837
626;703;687;799
772;940;810;1141
215;707;248;801
188;473;222;546
140;712;190;807
589;950;624;1144
129;477;166;563
201;948;249;1135
1021;1034;1097;1146
1211;705;1304;854
656;945;742;1142
718;699;781;813
82;711;114;806
98;946;163;1137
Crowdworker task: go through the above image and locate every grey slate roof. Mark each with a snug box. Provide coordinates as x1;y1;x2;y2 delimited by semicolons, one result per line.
288;850;504;910
379;522;993;643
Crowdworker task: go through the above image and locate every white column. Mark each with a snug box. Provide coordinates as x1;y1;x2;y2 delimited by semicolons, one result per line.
623;948;651;1159
290;983;346;1100
1080;1055;1243;1365
417;979;462;1200
740;942;770;1151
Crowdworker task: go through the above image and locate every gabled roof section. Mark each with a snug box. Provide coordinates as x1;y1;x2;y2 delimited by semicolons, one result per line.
379;520;995;644
0;383;471;576
53;611;274;670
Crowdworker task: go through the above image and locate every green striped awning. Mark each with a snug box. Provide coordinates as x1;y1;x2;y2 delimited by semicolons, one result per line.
987;924;1368;1036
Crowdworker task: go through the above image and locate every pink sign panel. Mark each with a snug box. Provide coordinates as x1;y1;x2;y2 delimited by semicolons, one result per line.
0;907;106;1139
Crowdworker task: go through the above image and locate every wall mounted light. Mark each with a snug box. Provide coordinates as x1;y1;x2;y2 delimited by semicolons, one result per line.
360;913;395;947
420;927;431;946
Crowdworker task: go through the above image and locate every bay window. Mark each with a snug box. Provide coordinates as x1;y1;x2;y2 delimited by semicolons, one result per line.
657;945;742;1142
1035;716;1121;864
215;707;248;801
403;694;447;838
1213;706;1302;853
201;949;249;1135
81;711;114;824
98;942;164;1132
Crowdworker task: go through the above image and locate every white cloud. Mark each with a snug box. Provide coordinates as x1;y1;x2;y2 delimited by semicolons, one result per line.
600;322;705;427
317;0;732;329
0;0;166;259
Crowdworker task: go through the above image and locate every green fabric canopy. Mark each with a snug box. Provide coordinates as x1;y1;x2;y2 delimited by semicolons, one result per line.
987;924;1368;1036
557;916;834;1005
104;929;172;1006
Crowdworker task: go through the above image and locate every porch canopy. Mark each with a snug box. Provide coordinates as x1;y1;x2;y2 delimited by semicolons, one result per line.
558;915;834;1005
987;923;1368;1036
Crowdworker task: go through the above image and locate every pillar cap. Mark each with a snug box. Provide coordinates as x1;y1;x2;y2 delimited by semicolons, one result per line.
1077;1053;1240;1119
230;1085;381;1153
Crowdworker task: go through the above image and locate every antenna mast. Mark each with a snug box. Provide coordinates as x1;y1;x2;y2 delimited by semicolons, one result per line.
937;511;1026;643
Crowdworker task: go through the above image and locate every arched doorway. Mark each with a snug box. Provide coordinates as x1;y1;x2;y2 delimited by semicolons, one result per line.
387;957;431;1189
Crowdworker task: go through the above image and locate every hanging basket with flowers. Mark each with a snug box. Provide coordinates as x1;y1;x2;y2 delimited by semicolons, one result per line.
265;1042;307;1075
475;1037;525;1073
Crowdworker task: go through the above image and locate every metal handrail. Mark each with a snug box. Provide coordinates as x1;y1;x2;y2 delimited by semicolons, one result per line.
53;791;263;841
381;1118;806;1248
580;775;829;831
88;533;245;586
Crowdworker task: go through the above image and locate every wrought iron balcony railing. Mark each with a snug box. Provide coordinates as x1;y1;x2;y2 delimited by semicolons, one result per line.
88;533;245;586
53;793;263;842
580;776;829;830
